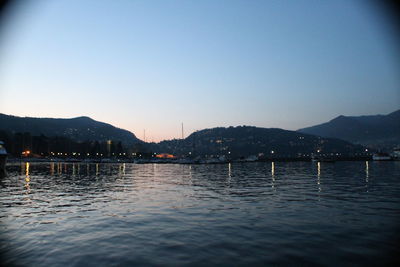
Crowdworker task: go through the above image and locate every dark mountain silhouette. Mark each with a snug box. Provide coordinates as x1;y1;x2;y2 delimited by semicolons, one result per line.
0;114;367;158
298;110;400;148
152;126;365;158
0;113;142;145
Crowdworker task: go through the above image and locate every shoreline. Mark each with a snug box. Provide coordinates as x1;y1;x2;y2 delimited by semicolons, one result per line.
5;156;391;165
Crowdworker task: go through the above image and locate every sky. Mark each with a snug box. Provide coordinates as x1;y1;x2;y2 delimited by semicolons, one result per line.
0;0;399;142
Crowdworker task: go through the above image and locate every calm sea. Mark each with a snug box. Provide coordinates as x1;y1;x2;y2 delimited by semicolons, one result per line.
1;161;399;266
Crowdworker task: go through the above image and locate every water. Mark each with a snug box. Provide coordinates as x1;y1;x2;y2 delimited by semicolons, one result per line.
1;161;399;266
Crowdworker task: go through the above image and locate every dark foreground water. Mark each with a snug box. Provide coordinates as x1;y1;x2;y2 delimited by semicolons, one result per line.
1;161;399;266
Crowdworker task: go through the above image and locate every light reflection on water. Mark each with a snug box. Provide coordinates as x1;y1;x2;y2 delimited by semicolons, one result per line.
365;161;369;193
1;161;399;266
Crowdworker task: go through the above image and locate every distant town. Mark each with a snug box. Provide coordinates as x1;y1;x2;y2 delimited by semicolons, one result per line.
0;110;399;164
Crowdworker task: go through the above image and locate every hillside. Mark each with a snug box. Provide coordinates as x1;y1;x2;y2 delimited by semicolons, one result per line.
0;113;142;146
298;110;400;148
0;114;371;158
152;126;365;158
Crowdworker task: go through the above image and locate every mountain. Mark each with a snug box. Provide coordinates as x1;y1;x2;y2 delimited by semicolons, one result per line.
298;110;400;148
0;113;142;146
152;126;365;158
0;114;370;158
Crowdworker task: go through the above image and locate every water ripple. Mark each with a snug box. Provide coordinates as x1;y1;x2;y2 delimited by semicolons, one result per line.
1;161;399;266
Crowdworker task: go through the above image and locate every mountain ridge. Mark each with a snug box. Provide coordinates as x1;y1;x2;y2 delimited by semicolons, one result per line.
298;109;400;148
0;113;367;157
152;125;364;157
0;113;142;145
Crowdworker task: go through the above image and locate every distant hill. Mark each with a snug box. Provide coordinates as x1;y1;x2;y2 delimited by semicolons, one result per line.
298;110;400;148
0;114;373;157
0;113;142;146
152;126;365;157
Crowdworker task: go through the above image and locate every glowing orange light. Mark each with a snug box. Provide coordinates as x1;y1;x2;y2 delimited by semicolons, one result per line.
156;153;175;159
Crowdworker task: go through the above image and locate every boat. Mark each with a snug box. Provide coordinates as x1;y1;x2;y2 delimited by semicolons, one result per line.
372;153;391;161
200;156;227;164
391;148;400;160
311;155;336;163
175;158;197;164
235;155;259;162
0;141;7;176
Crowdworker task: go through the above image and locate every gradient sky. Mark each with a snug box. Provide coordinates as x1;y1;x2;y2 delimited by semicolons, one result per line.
0;0;399;142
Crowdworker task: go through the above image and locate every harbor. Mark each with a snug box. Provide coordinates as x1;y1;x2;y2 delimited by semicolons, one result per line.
0;1;399;265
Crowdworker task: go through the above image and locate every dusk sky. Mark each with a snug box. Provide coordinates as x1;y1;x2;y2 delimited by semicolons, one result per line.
0;0;399;142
